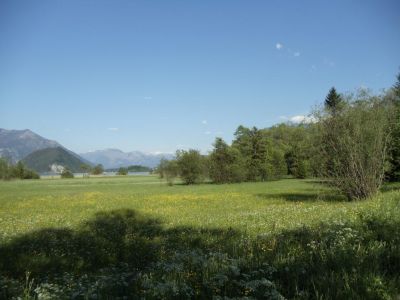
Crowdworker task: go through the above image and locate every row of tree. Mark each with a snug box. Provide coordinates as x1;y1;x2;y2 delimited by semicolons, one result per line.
0;159;40;180
157;73;400;200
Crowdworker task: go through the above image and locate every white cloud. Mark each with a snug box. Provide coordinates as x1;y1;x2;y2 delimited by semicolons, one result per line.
204;131;211;135
144;96;152;100
294;52;300;57
107;127;119;131
289;115;316;124
276;43;283;50
201;120;208;125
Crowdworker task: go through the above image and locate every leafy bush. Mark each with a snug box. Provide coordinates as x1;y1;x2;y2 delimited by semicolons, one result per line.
61;168;74;178
0;159;39;180
314;91;392;200
117;167;128;175
176;149;207;184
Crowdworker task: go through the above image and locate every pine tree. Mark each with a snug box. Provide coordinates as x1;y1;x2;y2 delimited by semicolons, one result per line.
394;72;400;98
324;87;342;114
387;72;400;181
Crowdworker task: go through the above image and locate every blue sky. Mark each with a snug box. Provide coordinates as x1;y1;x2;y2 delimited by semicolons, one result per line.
1;0;399;154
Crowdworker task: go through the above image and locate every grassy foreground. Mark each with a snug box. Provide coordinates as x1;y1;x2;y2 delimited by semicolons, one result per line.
0;176;399;299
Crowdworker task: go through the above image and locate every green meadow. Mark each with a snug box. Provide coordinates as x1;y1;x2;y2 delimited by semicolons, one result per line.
1;176;399;299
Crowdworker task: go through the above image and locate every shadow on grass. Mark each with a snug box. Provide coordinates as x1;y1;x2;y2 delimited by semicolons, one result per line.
256;192;346;202
0;207;399;299
0;209;241;279
381;182;400;193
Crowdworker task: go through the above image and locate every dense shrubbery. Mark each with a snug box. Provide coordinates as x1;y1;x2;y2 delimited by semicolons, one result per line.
156;74;400;201
0;159;39;180
157;124;313;185
313;90;393;200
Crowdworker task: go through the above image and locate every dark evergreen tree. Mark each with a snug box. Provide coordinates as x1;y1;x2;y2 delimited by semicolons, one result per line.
324;87;342;115
387;72;400;181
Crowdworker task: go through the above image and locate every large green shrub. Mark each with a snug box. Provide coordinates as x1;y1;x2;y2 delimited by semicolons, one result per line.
314;91;392;200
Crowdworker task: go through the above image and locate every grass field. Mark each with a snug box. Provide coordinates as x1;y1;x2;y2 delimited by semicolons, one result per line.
0;176;399;299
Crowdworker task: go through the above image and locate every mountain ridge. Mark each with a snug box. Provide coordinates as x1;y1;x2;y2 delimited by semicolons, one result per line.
0;128;61;162
22;147;87;173
80;149;174;169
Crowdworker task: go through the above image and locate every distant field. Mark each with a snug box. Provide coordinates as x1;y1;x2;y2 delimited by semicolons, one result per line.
0;176;399;299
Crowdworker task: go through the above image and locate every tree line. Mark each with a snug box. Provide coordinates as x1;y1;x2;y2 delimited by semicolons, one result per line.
157;73;400;200
0;159;39;180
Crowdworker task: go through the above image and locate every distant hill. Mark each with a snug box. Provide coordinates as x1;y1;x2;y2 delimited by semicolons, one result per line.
106;165;153;172
0;129;61;162
22;147;87;173
80;149;174;169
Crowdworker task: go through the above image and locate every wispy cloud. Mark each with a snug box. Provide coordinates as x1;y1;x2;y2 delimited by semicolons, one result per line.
144;96;152;100
276;43;301;58
279;115;315;124
201;120;208;125
204;131;211;135
107;127;119;131
289;115;316;124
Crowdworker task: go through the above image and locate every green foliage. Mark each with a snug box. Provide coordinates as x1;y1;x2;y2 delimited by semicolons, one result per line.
0;159;39;180
157;158;179;185
91;164;104;175
108;165;152;173
176;149;207;184
117;167;128;175
209;138;246;183
233;126;268;181
315;92;392;200
127;165;152;172
61;168;74;178
0;158;11;180
265;148;287;180
386;72;400;182
80;164;92;177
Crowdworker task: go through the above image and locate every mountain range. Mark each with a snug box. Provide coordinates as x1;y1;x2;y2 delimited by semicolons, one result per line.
80;149;174;169
0;128;173;171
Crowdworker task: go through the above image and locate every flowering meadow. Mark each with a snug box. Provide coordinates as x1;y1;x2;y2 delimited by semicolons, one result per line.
0;176;399;299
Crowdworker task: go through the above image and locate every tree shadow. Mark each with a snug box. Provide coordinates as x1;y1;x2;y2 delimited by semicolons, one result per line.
256;192;346;202
0;206;399;299
0;209;240;280
380;182;400;193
